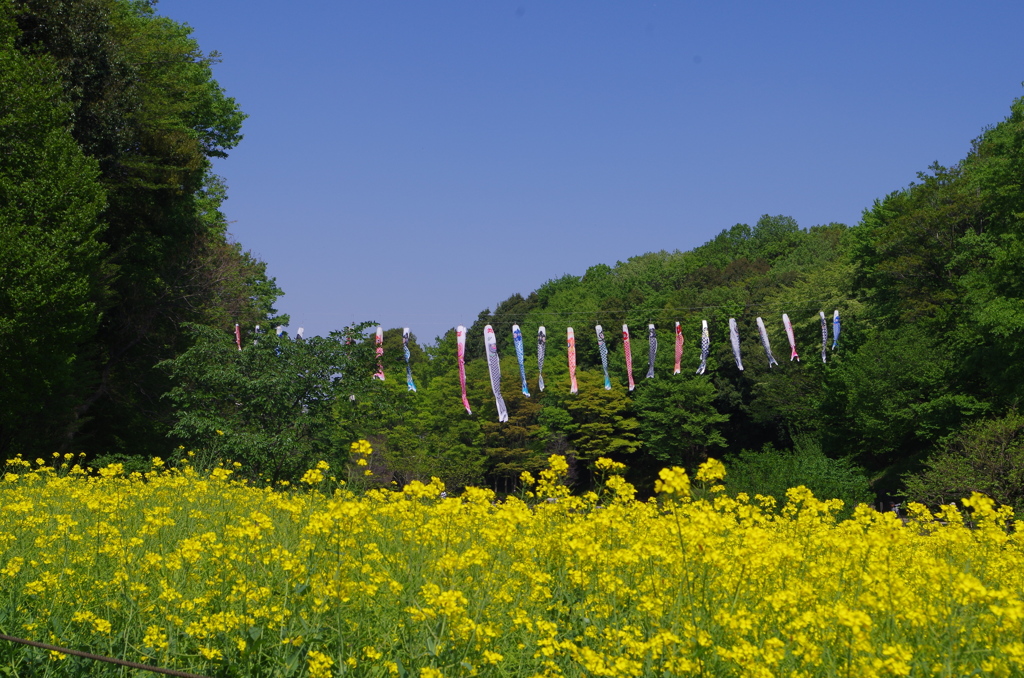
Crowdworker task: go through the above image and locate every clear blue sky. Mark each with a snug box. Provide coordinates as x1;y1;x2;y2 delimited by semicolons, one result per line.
158;0;1024;343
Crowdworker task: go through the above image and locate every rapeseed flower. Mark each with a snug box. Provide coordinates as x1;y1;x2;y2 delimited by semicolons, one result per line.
2;454;1024;677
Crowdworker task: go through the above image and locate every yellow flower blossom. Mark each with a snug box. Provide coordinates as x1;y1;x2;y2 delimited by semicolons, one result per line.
307;650;334;678
594;457;627;473
654;466;690;497
198;647;222;660
350;439;373;456
300;468;325;485
695;457;727;483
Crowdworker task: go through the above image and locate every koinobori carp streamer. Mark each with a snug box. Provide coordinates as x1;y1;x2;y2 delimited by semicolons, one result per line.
484;325;508;422
674;322;684;375
537;326;546;392
832;309;841;351
512;324;530;397
373;326;385;380
567;327;578;394
782;313;800;362
596;325;612;390
622;325;636;391
403;328;416;392
646;324;657;379
756;317;779;368
819;311;828;363
696;320;710;375
456;325;471;415
729;318;744;371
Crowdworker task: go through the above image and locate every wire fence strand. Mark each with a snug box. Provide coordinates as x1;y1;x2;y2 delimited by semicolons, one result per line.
0;633;212;678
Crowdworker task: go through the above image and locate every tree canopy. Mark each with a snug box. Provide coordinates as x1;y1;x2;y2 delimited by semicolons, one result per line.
1;0;282;458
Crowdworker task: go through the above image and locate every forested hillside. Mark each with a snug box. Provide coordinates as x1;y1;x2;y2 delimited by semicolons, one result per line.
319;93;1024;508
4;0;1024;510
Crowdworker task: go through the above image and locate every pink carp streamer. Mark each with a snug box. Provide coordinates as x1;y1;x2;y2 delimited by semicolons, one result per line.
782;313;800;362
673;322;684;375
729;318;744;371
234;324;242;351
537;326;547;392
646;324;657;379
696;320;710;375
373;326;385;380
484;325;508;422
567;328;578;394
456;325;472;414
622;325;636;391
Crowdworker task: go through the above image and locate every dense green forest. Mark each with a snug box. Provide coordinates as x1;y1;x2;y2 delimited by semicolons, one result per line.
4;0;1024;511
0;0;281;460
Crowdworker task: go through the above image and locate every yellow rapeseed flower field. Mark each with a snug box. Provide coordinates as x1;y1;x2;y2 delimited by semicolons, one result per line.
2;446;1024;677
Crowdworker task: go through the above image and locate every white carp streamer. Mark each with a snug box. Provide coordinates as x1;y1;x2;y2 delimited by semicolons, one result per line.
373;326;385;380
756;317;779;368
403;328;416;392
456;325;471;415
567;328;578;394
646;324;657;379
729;318;744;371
537;326;547;392
596;325;612;389
673;322;684;375
782;313;800;362
832;310;841;351
513;324;530;397
820;311;828;363
622;325;636;391
484;325;508;422
696;320;710;375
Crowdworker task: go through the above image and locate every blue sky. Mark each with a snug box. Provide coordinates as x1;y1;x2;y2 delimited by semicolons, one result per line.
157;0;1024;343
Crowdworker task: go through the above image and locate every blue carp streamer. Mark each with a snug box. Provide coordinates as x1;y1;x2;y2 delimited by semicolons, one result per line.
512;324;530;397
729;318;744;371
403;328;417;392
484;325;508;422
696;320;710;375
832;310;841;350
756;317;779;368
595;325;612;390
646;324;657;379
537;326;547;392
